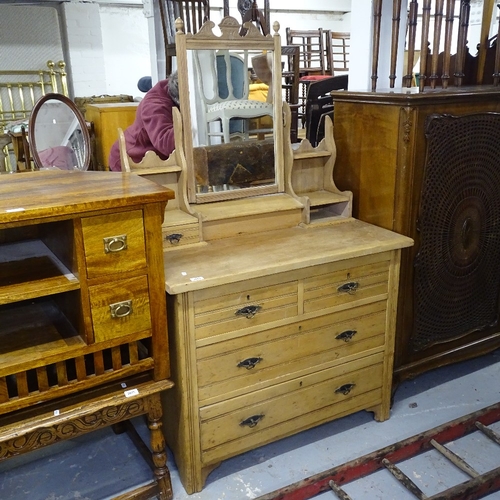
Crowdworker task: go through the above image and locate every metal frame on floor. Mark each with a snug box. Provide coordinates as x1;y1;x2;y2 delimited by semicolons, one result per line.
256;401;500;500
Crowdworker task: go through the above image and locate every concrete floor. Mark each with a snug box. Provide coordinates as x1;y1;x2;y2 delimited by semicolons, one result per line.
1;349;500;500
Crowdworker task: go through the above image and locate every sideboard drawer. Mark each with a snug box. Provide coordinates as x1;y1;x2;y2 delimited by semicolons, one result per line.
200;353;384;464
82;210;146;279
89;275;151;342
162;222;199;249
194;281;298;341
304;258;389;313
197;301;387;403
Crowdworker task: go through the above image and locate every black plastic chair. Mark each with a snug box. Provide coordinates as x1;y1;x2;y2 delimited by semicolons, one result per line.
304;74;348;147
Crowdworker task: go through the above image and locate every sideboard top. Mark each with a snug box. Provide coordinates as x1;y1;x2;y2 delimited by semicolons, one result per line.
164;219;413;294
0;170;173;225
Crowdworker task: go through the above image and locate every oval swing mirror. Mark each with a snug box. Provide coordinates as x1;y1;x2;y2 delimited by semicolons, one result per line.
29;93;90;171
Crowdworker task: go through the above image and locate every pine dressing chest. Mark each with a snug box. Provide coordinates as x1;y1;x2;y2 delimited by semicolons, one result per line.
132;17;415;493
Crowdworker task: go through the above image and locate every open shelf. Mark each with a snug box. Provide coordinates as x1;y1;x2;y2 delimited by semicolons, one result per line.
0;240;79;305
306;190;351;207
0;298;84;375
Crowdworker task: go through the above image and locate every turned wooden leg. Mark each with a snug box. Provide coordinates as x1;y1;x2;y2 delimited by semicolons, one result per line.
147;393;173;500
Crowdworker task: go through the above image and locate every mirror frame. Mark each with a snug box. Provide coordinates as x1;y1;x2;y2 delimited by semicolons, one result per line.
29;92;91;171
175;16;284;204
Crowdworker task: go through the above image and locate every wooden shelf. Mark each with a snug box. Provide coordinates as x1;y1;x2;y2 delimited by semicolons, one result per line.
134;165;182;176
293;150;331;160
0;240;79;305
306;190;351;207
0;299;84;376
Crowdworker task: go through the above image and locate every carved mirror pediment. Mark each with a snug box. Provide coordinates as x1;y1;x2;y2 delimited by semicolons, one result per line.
175;16;284;203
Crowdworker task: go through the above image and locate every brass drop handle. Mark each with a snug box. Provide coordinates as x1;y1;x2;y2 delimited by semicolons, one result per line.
166;233;183;244
237;357;263;370
335;330;357;342
335;383;356;396
103;234;128;253
235;305;262;319
240;414;264;428
110;300;133;318
338;281;359;295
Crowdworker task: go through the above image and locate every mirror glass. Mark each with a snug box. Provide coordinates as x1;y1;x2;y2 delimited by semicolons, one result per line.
29;93;90;171
187;47;277;196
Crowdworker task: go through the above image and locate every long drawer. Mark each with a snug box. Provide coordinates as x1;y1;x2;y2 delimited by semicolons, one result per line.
200;352;384;465
197;300;387;404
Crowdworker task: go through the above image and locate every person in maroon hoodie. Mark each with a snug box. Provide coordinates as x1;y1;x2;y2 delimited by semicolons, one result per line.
108;71;179;171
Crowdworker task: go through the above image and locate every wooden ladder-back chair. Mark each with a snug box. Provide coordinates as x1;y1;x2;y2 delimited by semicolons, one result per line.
286;28;334;128
330;32;350;74
158;0;210;76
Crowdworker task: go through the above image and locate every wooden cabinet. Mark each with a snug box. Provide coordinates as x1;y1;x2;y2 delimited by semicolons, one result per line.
162;221;412;493
85;102;139;170
0;170;174;499
332;86;500;386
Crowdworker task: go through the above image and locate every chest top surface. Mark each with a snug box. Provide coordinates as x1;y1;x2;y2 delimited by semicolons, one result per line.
0;170;174;225
164;219;413;294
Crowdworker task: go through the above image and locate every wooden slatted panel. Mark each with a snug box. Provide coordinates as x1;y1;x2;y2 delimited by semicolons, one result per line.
36;366;49;392
112;346;122;371
75;356;87;381
94;351;105;375
16;372;29;398
56;361;68;386
0;378;8;402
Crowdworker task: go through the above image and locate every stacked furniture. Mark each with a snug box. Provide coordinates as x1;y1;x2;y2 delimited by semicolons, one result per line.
0;170;174;499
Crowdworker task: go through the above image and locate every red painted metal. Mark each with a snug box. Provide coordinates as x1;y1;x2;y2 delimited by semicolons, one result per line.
256;402;500;500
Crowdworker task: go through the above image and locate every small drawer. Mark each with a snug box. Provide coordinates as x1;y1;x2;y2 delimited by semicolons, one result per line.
88;275;151;342
200;353;384;464
197;301;387;403
162;223;199;249
81;210;146;279
193;281;298;341
304;259;390;314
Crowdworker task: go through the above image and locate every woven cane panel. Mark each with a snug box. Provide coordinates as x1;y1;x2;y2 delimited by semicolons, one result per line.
412;113;500;351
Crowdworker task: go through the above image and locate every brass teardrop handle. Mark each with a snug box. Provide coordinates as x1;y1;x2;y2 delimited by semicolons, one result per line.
335;383;356;395
240;414;264;428
335;330;357;342
237;357;263;370
337;281;359;295
166;233;183;244
103;234;128;253
235;305;262;319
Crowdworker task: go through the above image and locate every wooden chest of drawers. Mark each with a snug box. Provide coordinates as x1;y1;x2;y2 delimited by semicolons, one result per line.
162;220;413;493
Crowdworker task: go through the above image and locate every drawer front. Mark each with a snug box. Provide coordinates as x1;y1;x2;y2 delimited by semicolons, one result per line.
82;210;146;279
197;301;387;403
304;259;389;314
194;281;298;341
162;223;199;249
200;353;383;464
89;275;151;342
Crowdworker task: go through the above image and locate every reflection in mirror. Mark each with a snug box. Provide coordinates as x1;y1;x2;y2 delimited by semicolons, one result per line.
176;16;284;203
189;48;275;194
29;93;90;171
